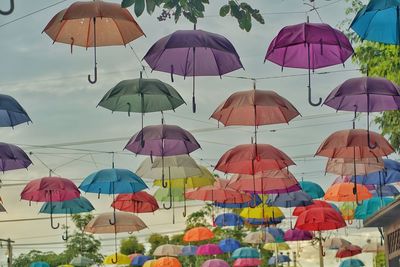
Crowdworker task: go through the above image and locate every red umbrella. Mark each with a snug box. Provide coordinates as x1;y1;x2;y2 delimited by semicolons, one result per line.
233;258;262;267
335;245;362;258
292;200;333;216
20;176;80;229
111;192;159;213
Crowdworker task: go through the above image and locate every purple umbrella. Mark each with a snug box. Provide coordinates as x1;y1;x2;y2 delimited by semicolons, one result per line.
202;259;229;267
265;21;354;106
0;142;32;171
324;76;400;148
196;244;224;256
144;28;244;112
284;229;314;241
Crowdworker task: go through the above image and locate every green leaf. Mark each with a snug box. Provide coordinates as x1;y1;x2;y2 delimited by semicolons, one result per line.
134;0;145;16
251;12;265;24
183;11;197;24
121;0;135;8
239;11;252;32
146;0;156;14
174;5;182;23
219;5;230;17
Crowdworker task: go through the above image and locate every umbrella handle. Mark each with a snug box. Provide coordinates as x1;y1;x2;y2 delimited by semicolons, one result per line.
367;129;377;149
322;250;326;257
163;198;172;210
50;212;60;229
62;229;68;241
308;85;322;107
88;66;97;84
0;0;14;15
111;253;118;264
88;17;97;84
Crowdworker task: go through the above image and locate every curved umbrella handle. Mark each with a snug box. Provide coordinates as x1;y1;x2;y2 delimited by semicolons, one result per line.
50;212;60;229
62;229;69;241
163;195;172;210
88;66;97;84
111;253;118;264
322;250;326;257
367;129;377;149
0;0;14;15
308;85;322;107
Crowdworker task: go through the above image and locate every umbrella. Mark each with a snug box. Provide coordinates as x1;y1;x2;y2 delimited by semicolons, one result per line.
196;244;223;256
70;255;94;266
265;227;286;243
214;194;263;209
324;76;400;149
153;244;182;257
372;184;400;197
299;181;325;199
40;196;94;240
153;165;215;188
339;202;356;223
0;94;31;127
0;0;13;15
219;238;241;253
267;191;313;207
143;260;157;267
240;204;285;225
232;247;260;259
132;255;151;266
284;229;313;241
355;197;394;220
325;157;384;176
183;227;214;242
336;245;362;258
21;176;80;229
362;239;384;253
0;142;32;171
265;21;353;106
293;200;339;216
324;183;372;202
351;159;400;185
43;1;145;83
323;238;352;249
30;262;50;267
180;245;198;256
153;257;182;267
111;191;159;213
103;253;131;265
98;77;186;132
339;259;365;267
129;254;142;261
202;259;230;267
263;243;290;251
244;231;275;244
350;0;400;44
154;187;185;202
268;255;290;265
144;29;244;112
234;258;262;267
214;213;244;227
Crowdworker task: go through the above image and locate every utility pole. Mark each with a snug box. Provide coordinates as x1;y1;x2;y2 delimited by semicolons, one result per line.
0;238;14;267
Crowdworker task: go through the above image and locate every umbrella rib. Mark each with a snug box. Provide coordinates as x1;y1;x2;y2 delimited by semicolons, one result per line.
111;18;127;45
210;48;222;76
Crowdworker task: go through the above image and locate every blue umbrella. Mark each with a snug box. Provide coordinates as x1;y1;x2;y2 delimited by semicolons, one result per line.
267;191;313;208
29;262;50;267
372;184;400;197
214;194;262;208
214;213;244;227
351;159;400;185
350;0;400;45
268;254;291;265
339;259;365;267
245;217;284;226
355;197;394;220
219;238;241;253
132;255;151;266
231;247;260;259
0;94;31;127
266;227;285;243
299;181;325;199
181;245;198;256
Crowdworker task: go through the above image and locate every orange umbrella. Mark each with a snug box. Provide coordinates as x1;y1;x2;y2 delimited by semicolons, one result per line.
325;157;384;176
43;1;145;84
154;257;182;267
183;227;214;242
324;183;372;202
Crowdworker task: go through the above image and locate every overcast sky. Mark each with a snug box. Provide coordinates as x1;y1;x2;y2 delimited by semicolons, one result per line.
0;0;386;266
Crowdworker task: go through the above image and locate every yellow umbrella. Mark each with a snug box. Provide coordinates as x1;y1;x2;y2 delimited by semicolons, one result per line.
57;265;74;267
103;253;131;265
153;166;215;188
263;242;290;251
143;260;157;267
240;204;284;219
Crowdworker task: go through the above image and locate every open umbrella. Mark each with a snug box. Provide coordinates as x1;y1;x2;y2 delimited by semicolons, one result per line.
268;254;290;265
355;197;394;220
144;29;243;112
340;202;356;223
339;259;365;267
293;200;338;216
153;257;182;267
240;204;285;226
244;231;275;244
351;159;400;185
153;165;215;188
299;181;325;199
372;184;400;197
181;245;198;256
284;229;313;241
267;191;313;208
153;245;182;257
103;253;131;265
323;238;352;249
183;227;214;243
143;260;157;267
214;194;263;209
263;242;290;251
132;255;151;266
232;247;260;259
324;183;372;202
0;94;31;127
70;255;94;266
234;258;262;267
265;21;353;106
43;0;145;83
112;191;159;213
30;262;50;267
265;227;285;243
0;142;32;171
202;259;230;267
214;213;244;227
336;245;362;258
219;238;241;253
196;244;223;256
325;157;384;176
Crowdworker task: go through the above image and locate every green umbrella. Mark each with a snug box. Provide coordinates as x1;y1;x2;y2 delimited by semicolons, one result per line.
154;187;185;224
70;255;94;267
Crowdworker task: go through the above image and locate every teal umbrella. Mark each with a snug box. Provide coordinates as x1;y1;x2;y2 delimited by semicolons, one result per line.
355;197;393;220
30;262;50;267
40;197;94;241
70;255;94;267
339;259;365;267
231;247;260;259
299;181;325;199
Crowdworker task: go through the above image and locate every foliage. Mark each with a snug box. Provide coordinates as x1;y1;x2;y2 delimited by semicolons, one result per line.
120;0;264;32
120;235;145;255
147;233;170;255
13;250;70;267
185;203;213;229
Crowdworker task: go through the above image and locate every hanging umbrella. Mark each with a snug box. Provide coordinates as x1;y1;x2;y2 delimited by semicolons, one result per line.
265;227;285;243
30;262;50;267
240;204;285;225
233;258;262;267
362;239;384;253
351;159;400;185
219;238;241;253
153;257;182;267
0;0;14;15
244;231;275;244
180;245;198;256
0;142;32;172
324;183;372;202
299;181;325;199
154;187;185;202
70;255;94;266
132;255;151;266
183;227;214;242
350;0;400;44
323;238;352;249
21;176;80;229
129;253;142;261
214;194;263;209
339;202;356;223
268;255;290;265
355;197;394;220
143;260;157;267
339;259;365;267
202;259;230;267
263;243;290;251
98;77;186;132
153;244;182;257
0;94;31;127
43;0;145;84
232;247;260;259
144;29;244;112
153;165;215;188
325;157;384;176
284;229;313;241
265;21;353;106
372;184;400;197
267;191;313;208
214;213;244;227
112;191;159;213
103;253;131;265
293;200;339;216
40;196;94;240
196;244;223;256
336;245;362;258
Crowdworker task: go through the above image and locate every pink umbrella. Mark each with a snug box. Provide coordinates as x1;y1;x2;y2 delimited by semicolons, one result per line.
202;259;229;267
233;258;262;267
196;244;223;256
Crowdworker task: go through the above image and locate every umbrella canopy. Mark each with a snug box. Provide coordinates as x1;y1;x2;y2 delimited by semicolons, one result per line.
153;165;215;188
0;142;32;171
30;262;50;267
216;144;295;174
202;259;230;267
40;196;94;214
219;238;241;253
43;0;144;84
350;0;400;44
211;89;300;126
244;231;275;244
325;157;384;176
268;255;291;265
181;245;198;256
293;200;338;216
267;191;313;208
355;197;394;219
183;227;214;242
103;253;131;265
233;258;262;267
323;238;352;249
84;212;147;233
295;207;346;231
153;257;182;267
143;260;157;267
263;242;290;251
336;245;362;258
372;184;400;197
215;213;244;227
265;227;285;243
214;194;262;209
128;253;142;261
185;182;252;204
240;205;284;220
132;255;152;266
196;244;223;256
112;192;159;213
154;187;185;202
351;159;400;185
70;255;94;266
340;202;356;222
324;183;372;202
265;22;353;106
339;259;365;267
232;247;260;259
299;181;325;199
0;94;31;127
284;229;313;241
153;244;182;257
